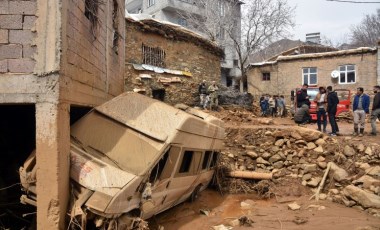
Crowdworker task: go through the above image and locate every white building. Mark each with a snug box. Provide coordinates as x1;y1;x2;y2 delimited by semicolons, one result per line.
126;0;242;87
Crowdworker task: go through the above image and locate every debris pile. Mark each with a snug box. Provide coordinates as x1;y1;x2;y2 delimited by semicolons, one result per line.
218;126;380;217
208;106;269;125
337;111;353;122
218;87;253;107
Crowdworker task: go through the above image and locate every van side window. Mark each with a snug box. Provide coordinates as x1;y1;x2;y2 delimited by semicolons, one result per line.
179;151;194;173
202;151;212;170
209;152;219;168
149;149;169;183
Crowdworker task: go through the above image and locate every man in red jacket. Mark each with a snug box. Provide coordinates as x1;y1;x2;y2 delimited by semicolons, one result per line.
370;85;380;136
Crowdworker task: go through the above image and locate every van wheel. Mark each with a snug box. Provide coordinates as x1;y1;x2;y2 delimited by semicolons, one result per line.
190;185;202;202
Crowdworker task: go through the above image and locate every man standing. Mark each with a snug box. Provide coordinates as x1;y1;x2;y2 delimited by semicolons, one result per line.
277;95;285;117
296;83;310;108
198;80;207;109
208;81;219;111
294;104;310;125
352;87;370;137
327;86;339;136
370;85;380;136
314;87;327;132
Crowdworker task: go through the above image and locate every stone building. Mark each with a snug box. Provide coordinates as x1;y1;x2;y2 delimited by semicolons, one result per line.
125;0;241;87
0;0;125;229
125;15;223;106
247;47;378;99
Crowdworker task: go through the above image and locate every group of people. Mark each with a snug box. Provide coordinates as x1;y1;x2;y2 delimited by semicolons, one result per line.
259;95;286;117
198;80;219;110
294;83;380;137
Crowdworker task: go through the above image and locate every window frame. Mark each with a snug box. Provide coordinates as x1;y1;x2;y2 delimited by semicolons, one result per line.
201;151;213;171
147;0;155;7
142;43;166;67
338;64;356;84
262;72;271;81
302;67;318;86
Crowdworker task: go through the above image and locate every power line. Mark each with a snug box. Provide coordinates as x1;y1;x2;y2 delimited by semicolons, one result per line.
326;0;380;3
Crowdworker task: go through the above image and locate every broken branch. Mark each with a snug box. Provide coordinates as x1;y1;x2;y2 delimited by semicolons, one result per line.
228;171;273;180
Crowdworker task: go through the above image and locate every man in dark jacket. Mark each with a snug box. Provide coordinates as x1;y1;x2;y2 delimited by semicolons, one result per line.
296;83;310;108
353;87;370;137
370;85;380;136
327;86;339;136
294;104;310;125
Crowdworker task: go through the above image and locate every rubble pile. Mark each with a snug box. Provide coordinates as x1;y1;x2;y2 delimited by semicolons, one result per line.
208;106;266;124
218;86;253;107
337;111;353;123
218;126;380;217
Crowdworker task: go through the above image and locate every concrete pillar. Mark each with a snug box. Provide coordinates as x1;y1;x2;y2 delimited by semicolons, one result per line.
36;101;70;229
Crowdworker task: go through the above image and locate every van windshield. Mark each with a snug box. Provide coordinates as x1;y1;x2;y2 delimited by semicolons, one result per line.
71;112;164;175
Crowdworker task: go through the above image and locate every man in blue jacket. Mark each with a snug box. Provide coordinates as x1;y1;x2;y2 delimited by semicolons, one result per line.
353;87;370;137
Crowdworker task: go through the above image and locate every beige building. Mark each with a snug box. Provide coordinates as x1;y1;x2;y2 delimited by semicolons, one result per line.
247;47;378;99
0;0;125;229
125;15;223;106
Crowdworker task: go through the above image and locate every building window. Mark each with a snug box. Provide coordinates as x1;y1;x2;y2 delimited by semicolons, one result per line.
84;0;100;37
233;59;239;67
302;67;317;85
217;1;225;16
142;44;166;67
217;27;225;39
147;0;155;7
112;0;119;54
262;72;270;81
339;65;356;84
178;18;187;27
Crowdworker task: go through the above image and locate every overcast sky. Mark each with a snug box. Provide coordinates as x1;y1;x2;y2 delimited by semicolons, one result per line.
287;0;378;44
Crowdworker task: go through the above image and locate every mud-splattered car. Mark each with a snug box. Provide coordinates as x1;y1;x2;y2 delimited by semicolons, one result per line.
19;92;225;229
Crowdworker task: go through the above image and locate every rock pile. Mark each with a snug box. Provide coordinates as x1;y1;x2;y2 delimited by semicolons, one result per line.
219;126;380;217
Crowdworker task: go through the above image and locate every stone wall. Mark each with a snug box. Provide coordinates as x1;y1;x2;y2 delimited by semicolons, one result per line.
0;0;37;74
125;20;221;106
247;51;378;100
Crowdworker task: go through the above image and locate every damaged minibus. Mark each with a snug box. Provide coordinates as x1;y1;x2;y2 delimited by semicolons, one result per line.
19;92;225;229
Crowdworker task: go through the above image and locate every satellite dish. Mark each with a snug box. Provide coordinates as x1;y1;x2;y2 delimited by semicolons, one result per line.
331;70;339;79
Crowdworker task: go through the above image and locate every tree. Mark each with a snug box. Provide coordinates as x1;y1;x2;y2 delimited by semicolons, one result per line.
350;9;380;47
179;0;295;91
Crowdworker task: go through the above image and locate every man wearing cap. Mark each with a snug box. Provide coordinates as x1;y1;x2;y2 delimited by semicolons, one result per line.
352;87;370;137
208;81;219;110
370;85;380;136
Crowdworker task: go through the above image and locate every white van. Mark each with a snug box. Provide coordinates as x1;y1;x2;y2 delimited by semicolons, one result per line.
20;92;225;229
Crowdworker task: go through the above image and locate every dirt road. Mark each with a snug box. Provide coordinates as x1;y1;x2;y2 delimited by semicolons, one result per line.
150;189;380;230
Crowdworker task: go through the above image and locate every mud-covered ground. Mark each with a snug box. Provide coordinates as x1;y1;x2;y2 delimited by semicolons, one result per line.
148;108;380;230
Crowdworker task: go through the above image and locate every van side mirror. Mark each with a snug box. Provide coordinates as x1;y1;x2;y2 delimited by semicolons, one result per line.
291;90;295;102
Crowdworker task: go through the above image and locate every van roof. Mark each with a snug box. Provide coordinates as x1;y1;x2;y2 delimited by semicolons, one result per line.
95;92;224;142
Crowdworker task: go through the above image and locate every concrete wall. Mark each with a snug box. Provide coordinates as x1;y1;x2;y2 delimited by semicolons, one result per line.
247;52;378;100
0;0;125;229
125;20;221;105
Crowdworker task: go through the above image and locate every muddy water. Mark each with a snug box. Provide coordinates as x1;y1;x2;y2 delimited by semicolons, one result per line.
149;189;380;230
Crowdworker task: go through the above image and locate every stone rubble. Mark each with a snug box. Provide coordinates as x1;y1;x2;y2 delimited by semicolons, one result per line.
219;125;380;217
